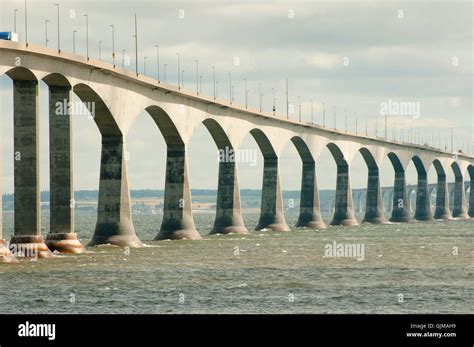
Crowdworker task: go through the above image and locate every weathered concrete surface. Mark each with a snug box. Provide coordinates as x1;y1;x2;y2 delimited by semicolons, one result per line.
10;79;52;257
255;158;290;231
89;137;143;247
452;172;469;219
155;146;202;240
296;161;326;229
433;173;452;220
45;85;85;253
209;160;248;235
363;167;387;224
469;166;474;218
330;163;358;226
414;171;433;221
389;170;410;222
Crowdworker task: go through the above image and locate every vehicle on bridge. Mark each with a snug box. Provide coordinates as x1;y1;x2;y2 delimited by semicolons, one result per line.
0;32;18;42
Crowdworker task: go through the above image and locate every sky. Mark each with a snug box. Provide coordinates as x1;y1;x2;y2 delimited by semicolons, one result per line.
0;0;472;194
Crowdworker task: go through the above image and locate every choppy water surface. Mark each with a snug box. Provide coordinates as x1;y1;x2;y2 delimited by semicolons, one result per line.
0;212;473;314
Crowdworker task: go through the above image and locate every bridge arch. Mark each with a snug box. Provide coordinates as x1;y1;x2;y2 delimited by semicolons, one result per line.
450;161;469;218
290;136;326;229
326;142;357;226
249;128;289;231
201;118;248;235
431;159;452;219
143;104;200;240
358;147;386;223
411;155;432;220
386;152;410;222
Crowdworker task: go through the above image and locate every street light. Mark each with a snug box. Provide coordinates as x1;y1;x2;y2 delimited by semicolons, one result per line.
212;66;216;99
244;78;248;109
155;45;160;82
54;3;60;53
24;0;28;45
110;25;115;67
134;14;138;75
14;9;19;33
272;88;276;115
228;72;232;104
45;20;49;47
72;30;77;54
176;53;180;88
195;60;199;94
84;14;89;60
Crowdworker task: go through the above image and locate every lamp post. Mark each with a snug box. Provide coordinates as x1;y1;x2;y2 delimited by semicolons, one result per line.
14;9;19;33
134;14;138;75
45;20;49;47
195;60;199;94
244;78;248;109
84;14;89;60
110;25;115;67
155;45;160;82
228;72;232;104
176;53;180;88
24;0;28;45
272;88;276;115
54;3;60;52
72;30;77;54
212;66;216;99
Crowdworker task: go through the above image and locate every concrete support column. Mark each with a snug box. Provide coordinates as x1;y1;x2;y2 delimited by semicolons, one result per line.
363;167;386;223
469;168;474;217
209;160;248;235
390;171;410;222
89;136;142;247
414;171;433;220
0;111;17;262
45;86;85;253
433;173;452;220
9;80;52;258
452;174;469;219
255;157;290;231
296;161;326;229
155;146;202;240
330;163;358;226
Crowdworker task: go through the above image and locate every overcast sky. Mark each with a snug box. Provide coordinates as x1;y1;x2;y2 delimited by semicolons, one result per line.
1;0;472;194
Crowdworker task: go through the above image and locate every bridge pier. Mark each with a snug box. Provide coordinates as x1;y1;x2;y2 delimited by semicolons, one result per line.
9;80;53;258
255;158;290;231
330;163;358;226
414;171;433;221
0;125;16;262
452;172;469;219
363;167;386;224
89;137;143;247
469;167;474;218
296;161;326;229
209;160;248;235
433;173;452;220
390;171;410;222
45;86;85;253
155;146;202;240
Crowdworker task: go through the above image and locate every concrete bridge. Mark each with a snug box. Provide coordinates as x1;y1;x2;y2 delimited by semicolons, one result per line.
0;40;473;262
345;182;471;214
